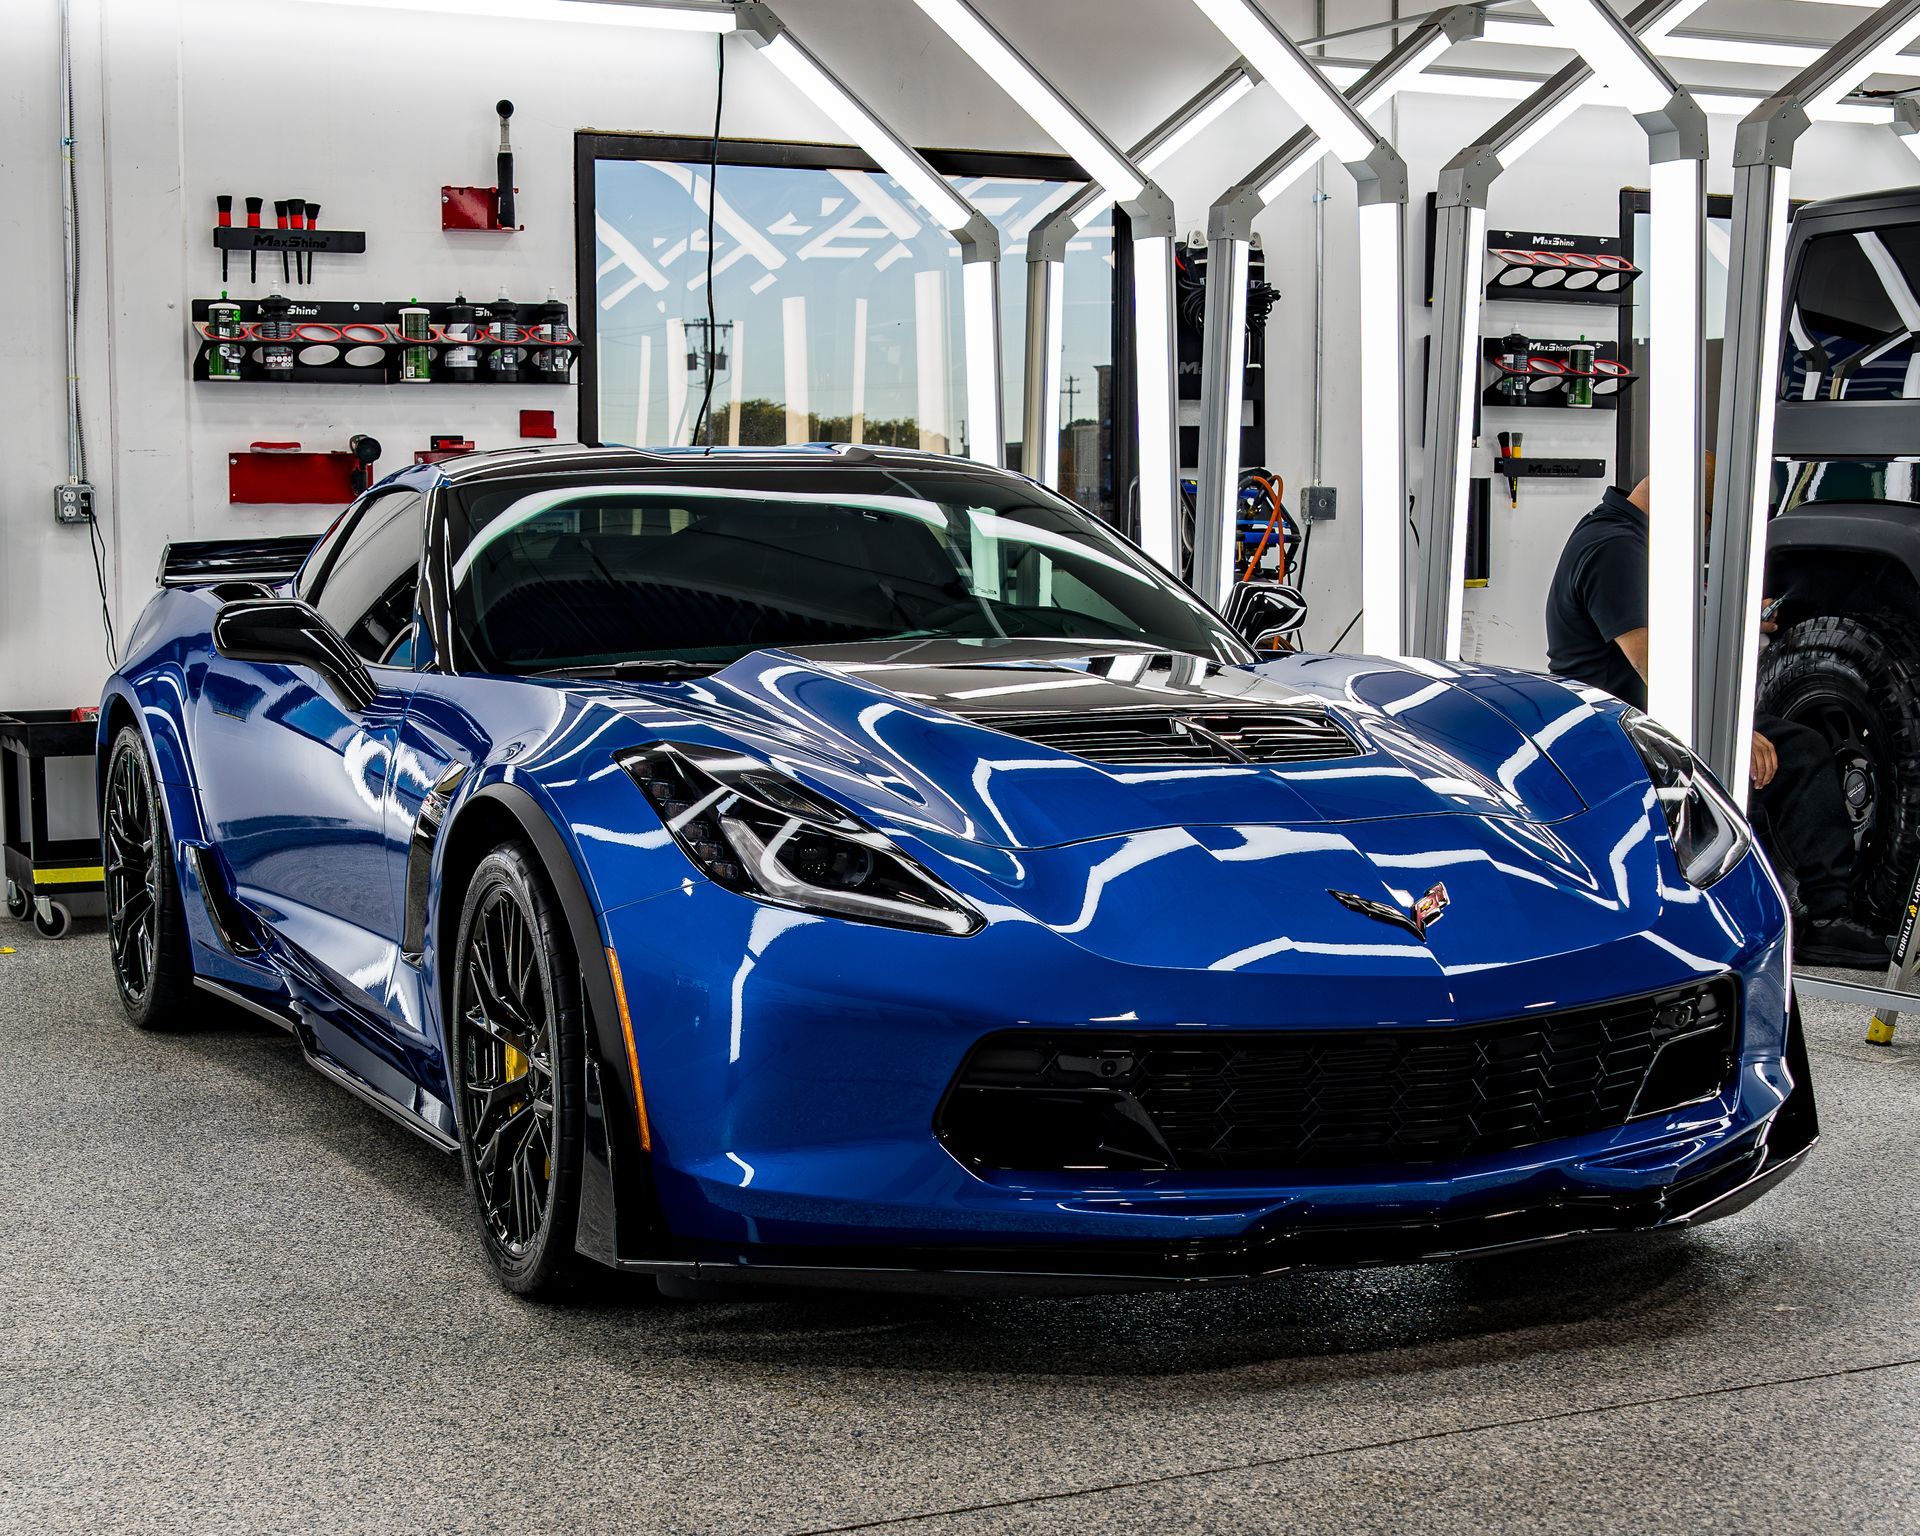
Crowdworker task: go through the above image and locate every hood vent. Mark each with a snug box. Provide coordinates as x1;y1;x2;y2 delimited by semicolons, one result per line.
972;708;1361;767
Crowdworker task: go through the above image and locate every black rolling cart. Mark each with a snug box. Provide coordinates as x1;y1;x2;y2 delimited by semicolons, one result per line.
1;711;102;939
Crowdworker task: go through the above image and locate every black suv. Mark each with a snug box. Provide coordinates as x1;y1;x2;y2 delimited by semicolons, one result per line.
1762;186;1920;926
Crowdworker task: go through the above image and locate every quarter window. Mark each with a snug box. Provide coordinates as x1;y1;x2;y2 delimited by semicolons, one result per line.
1782;225;1920;401
313;491;424;665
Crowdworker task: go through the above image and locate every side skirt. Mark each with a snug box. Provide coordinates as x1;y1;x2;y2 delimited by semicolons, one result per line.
192;976;460;1155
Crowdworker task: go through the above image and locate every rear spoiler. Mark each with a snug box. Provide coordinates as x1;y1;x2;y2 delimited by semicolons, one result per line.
157;535;321;589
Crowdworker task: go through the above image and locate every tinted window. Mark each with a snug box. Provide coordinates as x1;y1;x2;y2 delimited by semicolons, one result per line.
314;491;423;665
449;470;1243;673
1782;226;1920;401
295;505;359;603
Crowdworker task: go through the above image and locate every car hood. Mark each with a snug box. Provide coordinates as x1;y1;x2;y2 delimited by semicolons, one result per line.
584;640;1594;852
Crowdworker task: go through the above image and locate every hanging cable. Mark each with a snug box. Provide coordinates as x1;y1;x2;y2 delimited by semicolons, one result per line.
693;34;726;452
61;0;114;666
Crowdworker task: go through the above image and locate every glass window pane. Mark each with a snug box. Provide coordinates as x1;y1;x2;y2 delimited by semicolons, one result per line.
590;147;1112;517
1782;226;1920;402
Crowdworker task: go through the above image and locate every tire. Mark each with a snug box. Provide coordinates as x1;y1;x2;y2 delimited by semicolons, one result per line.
5;881;27;921
1758;613;1920;927
103;725;195;1027
449;842;585;1298
33;901;71;940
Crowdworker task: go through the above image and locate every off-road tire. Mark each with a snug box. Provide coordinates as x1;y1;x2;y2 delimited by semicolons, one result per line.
1759;613;1920;927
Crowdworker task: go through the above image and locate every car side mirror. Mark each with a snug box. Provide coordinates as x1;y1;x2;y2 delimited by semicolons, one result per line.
212;598;378;712
1222;580;1309;652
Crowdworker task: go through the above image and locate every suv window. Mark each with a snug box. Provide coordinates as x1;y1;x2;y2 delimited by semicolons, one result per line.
313;491;424;665
1782;225;1920;401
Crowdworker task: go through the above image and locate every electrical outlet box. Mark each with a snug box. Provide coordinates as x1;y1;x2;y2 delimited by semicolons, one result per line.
54;482;95;525
1303;484;1338;522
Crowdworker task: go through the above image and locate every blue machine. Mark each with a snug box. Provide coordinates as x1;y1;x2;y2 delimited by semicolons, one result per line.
97;445;1814;1297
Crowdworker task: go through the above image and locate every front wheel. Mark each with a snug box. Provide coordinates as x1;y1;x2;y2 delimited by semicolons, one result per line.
450;843;586;1297
103;726;194;1026
1759;613;1920;928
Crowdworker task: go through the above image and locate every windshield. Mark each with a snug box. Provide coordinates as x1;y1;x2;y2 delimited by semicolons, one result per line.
447;466;1247;674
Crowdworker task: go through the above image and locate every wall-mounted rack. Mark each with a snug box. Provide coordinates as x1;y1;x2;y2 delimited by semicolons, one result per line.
1484;228;1640;306
188;297;575;386
1481;335;1637;411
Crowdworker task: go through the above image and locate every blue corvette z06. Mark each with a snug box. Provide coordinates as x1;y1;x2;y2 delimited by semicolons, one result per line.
99;446;1814;1297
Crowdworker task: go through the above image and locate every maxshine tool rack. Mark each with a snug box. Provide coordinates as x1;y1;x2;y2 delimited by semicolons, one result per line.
187;298;577;385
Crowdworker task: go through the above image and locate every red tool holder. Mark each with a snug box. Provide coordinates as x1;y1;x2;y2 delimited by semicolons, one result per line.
442;185;521;232
228;443;362;505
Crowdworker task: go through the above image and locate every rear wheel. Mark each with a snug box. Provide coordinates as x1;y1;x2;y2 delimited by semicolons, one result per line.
103;726;194;1027
1759;613;1920;927
450;844;585;1297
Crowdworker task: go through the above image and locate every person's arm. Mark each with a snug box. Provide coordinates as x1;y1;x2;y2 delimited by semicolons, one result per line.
1613;625;1649;682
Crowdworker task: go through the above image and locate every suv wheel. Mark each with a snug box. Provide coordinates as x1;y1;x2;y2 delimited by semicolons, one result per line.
1759;613;1920;927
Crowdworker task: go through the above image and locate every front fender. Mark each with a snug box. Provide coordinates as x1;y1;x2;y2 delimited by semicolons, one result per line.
430;772;673;1266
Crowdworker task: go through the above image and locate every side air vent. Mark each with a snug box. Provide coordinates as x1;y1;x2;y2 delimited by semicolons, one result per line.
972;708;1360;767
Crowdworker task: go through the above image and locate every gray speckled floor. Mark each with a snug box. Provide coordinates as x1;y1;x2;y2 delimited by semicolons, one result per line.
2;926;1916;1535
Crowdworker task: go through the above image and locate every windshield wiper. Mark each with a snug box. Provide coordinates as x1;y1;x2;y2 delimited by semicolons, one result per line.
527;658;725;681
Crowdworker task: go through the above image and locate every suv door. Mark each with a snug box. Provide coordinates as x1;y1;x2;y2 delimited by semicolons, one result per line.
196;489;425;1001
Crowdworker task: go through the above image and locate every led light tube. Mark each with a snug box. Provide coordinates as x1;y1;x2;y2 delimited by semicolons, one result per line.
755;34;973;231
961;259;1003;467
1534;0;1673;114
1645;153;1704;744
908;0;1144;200
1188;0;1375;163
1255;30;1463;201
1357;199;1408;656
1131;236;1180;571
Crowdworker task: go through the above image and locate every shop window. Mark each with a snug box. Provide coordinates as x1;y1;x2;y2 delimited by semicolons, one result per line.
577;133;1117;521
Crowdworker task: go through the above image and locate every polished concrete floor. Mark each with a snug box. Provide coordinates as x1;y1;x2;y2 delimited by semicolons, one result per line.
3;927;1916;1535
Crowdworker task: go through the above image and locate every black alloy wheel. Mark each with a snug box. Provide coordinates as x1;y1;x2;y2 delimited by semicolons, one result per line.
103;725;193;1027
1759;613;1920;927
451;844;583;1295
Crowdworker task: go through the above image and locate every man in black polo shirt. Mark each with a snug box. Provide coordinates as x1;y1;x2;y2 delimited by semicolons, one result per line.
1546;474;1886;967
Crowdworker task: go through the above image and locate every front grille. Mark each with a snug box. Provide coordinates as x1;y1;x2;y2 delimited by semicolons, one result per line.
972;707;1360;766
938;982;1736;1173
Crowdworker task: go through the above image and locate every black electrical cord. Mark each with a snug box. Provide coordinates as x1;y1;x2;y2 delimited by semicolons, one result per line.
65;32;114;666
1329;609;1362;652
693;35;726;452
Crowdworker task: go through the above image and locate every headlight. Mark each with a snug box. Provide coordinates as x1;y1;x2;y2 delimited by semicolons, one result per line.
618;743;983;936
1620;710;1753;888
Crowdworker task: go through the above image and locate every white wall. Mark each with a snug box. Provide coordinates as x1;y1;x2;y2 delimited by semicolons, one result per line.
6;0;1920;712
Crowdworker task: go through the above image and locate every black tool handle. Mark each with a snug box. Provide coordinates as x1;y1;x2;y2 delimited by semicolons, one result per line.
495;99;515;230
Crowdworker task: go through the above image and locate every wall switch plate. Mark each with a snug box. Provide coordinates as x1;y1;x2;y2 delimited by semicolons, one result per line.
1303;484;1337;522
54;482;95;524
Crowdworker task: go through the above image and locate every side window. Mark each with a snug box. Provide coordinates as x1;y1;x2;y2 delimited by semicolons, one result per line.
1783;225;1920;402
313;491;425;665
295;504;362;603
